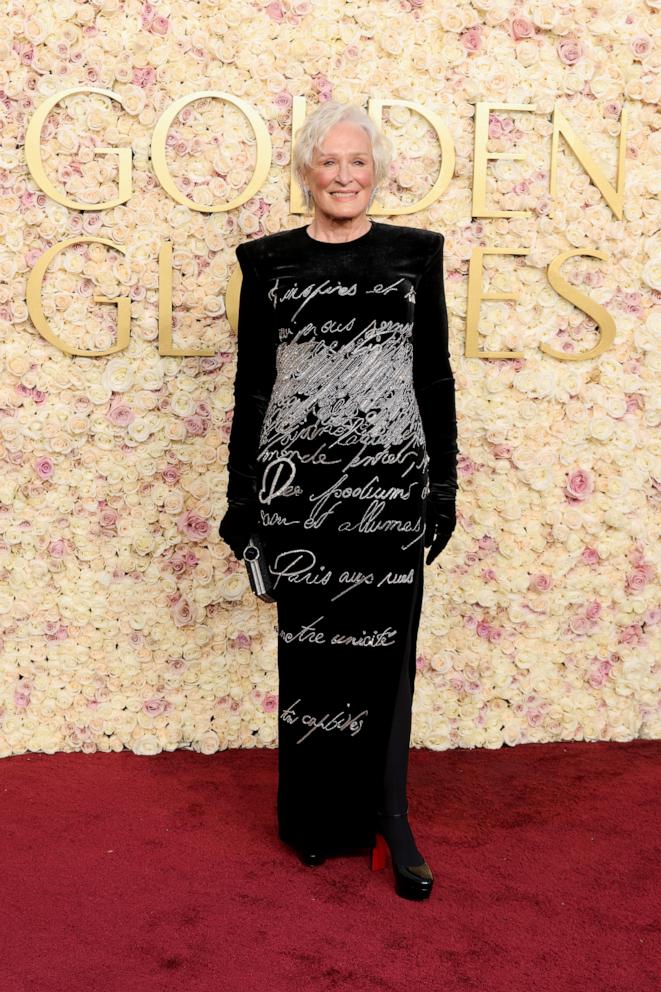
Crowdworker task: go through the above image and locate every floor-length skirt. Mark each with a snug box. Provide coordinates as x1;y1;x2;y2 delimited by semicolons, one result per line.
258;423;428;852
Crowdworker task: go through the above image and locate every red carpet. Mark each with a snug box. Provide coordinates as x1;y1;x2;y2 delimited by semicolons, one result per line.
1;740;659;992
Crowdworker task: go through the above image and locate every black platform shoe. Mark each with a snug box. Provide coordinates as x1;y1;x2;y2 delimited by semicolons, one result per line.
297;849;326;867
369;807;434;900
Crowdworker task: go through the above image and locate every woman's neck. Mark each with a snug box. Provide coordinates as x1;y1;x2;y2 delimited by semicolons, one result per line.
306;214;373;243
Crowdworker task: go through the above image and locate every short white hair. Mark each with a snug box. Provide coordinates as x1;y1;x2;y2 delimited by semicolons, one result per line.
292;101;394;211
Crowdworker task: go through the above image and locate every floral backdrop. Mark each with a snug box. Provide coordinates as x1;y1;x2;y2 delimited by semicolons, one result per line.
0;0;659;757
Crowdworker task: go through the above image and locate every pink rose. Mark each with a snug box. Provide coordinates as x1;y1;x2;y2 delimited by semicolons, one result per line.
274;91;293;110
588;657;613;688
581;547;600;565
203;357;225;376
143;698;167;716
132;66;156;88
585;600;601;621
458;454;475;476
162;465;180;485
266;2;284;21
99;507;118;528
107;401;135;427
569;615;592;635
476;621;491;639
631;36;651;59
626;565;653;592
184;415;207;437
172;597;193;627
262;693;278;713
49;539;67;558
618;624;642;645
565;468;594;501
511;17;534;40
488;116;504;139
168;552;188;576
530;573;552;592
461;27;482;52
35;456;53;480
178;510;210;542
557;39;584;65
25;247;43;266
150;15;170;35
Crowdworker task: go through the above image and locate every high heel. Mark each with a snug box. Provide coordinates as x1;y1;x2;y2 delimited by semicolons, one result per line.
369;807;434;901
369;832;389;871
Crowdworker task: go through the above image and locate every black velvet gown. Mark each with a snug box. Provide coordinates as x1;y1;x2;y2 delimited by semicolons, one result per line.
224;220;458;853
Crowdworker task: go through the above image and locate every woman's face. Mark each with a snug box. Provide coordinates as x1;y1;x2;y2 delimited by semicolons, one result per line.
303;121;375;221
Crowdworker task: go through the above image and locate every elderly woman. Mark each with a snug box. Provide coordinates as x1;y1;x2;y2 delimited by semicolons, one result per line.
219;101;458;900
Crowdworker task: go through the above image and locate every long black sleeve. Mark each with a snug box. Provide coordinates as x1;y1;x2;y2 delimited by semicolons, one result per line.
219;241;278;558
411;234;459;515
225;241;278;505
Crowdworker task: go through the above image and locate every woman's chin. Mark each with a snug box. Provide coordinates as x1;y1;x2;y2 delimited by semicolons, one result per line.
319;200;368;220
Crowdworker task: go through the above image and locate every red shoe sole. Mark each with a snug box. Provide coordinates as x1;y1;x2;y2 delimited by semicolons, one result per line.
369;832;388;871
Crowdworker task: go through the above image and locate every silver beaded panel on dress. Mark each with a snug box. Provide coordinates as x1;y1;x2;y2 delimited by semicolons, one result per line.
259;330;427;451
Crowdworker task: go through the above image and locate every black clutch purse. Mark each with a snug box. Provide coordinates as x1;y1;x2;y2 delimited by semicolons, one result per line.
243;533;276;603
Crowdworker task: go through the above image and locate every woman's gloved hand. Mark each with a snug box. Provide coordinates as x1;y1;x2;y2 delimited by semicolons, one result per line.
218;501;259;562
424;483;456;565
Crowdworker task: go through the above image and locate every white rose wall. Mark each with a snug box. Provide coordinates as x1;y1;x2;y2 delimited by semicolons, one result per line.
0;0;659;758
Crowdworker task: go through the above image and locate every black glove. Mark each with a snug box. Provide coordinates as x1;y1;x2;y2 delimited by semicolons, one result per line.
218;500;258;562
424;482;456;565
